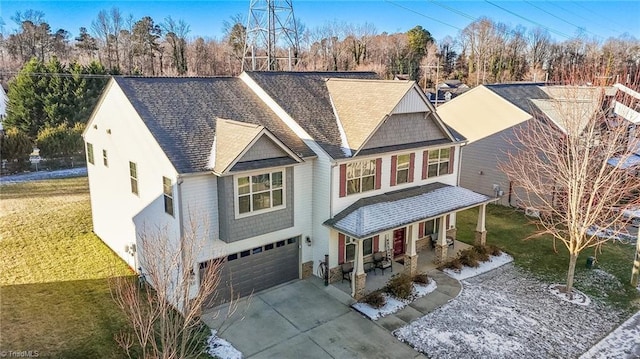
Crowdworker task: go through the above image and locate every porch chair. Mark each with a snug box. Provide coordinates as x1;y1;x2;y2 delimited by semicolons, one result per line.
341;262;354;283
430;234;455;249
373;251;392;275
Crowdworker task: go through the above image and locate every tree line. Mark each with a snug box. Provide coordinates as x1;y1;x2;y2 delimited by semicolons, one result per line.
1;7;638;173
1;8;638;84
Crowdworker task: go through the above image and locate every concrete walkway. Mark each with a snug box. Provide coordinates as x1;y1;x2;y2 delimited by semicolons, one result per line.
202;269;461;358
202;278;426;359
374;269;462;332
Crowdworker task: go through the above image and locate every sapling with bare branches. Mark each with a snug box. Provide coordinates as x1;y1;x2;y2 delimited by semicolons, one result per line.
110;214;240;358
500;82;640;297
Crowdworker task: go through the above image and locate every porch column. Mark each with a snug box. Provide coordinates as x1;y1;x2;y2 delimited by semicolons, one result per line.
434;215;448;265
352;238;367;300
475;203;487;246
404;224;419;276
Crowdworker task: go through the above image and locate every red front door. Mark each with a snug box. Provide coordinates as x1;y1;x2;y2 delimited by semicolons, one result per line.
393;228;406;258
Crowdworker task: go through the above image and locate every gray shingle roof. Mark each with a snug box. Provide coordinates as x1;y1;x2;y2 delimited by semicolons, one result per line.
485;83;550;114
114;77;314;173
244;71;380;159
324;183;493;238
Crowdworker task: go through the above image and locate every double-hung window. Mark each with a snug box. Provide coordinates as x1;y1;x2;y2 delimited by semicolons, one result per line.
87;143;94;165
344;236;373;262
102;149;108;167
163;176;174;216
396;154;411;184
129;162;138;195
236;170;284;215
346;159;376;195
427;148;450;178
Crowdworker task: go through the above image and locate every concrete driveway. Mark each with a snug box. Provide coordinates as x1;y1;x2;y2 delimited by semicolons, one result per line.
202;278;425;359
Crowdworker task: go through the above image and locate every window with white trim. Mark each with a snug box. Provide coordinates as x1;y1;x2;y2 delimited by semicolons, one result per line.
427;148;450;177
129;162;138;195
345;236;373;262
102;149;108;167
87;143;94;165
396;154;410;184
163;176;174;216
236;170;284;215
421;219;438;237
346;159;376;195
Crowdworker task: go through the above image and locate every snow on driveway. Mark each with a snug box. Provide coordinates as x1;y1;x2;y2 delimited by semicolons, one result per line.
581;310;640;359
395;264;626;359
0;167;87;185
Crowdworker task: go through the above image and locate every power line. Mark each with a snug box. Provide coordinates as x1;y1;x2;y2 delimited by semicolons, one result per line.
569;0;626;35
543;0;621;35
0;70;112;79
383;0;463;32
427;0;476;22
523;0;601;39
484;0;573;39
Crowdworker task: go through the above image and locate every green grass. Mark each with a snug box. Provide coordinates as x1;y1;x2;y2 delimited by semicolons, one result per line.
0;177;133;358
457;204;640;311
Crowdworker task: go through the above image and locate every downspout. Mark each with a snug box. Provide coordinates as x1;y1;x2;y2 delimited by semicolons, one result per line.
176;174;187;287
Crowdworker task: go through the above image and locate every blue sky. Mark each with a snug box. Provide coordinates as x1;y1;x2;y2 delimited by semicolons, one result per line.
1;1;638;43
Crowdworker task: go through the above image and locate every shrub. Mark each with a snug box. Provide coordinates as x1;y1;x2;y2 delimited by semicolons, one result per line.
413;273;430;285
459;248;480;268
438;257;463;271
361;291;386;309
486;244;503;256
473;245;491;262
386;273;413;299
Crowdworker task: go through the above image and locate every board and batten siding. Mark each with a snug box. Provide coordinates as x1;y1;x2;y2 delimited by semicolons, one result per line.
392;87;430;114
458;124;526;207
85;81;180;270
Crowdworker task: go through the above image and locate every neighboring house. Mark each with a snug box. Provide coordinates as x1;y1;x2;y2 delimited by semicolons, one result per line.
437;83;617;208
85;72;494;304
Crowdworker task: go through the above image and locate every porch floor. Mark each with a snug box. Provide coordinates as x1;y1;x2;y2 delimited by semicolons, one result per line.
332;239;472;296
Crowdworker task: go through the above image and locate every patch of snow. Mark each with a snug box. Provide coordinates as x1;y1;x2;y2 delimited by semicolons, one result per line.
207;329;242;359
548;284;591;306
353;281;437;320
580;310;640;359
395;264;625;359
0;167;87;185
353;295;406;320
413;280;437;297
443;253;514;280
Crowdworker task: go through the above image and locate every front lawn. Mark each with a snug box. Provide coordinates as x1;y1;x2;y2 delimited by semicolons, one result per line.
0;177;133;358
457;204;639;311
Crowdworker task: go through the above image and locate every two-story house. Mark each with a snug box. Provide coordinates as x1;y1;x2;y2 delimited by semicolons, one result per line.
84;72;494;304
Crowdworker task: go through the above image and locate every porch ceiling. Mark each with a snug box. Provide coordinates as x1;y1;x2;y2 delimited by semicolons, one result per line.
324;182;493;239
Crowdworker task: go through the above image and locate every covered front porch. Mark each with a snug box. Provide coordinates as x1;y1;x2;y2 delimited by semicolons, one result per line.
331;238;472;295
324;182;494;299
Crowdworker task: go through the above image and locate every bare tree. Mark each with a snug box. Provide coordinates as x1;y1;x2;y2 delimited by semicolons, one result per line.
500;83;640;297
111;215;240;358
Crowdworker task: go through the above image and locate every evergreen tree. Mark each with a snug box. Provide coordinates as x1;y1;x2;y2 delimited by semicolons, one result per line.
4;58;108;140
0;128;32;172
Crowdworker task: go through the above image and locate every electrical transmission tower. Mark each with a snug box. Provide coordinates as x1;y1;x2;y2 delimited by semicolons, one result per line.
242;0;300;71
